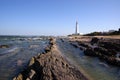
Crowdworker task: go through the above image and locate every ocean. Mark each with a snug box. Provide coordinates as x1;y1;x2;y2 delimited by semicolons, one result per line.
0;36;49;80
57;39;120;80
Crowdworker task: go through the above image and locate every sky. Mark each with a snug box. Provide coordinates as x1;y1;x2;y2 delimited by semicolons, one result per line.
0;0;120;36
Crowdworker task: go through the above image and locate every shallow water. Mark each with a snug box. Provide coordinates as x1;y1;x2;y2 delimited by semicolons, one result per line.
0;36;49;80
57;39;120;80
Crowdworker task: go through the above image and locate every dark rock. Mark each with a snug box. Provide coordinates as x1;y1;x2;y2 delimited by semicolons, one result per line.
19;38;25;41
106;57;117;65
91;37;99;45
79;47;85;50
70;43;78;48
60;39;64;42
44;46;51;53
78;42;89;48
84;48;97;56
49;38;56;46
94;47;111;56
99;42;120;52
0;45;9;48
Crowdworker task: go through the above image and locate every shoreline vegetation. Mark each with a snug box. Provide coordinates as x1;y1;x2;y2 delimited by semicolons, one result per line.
13;38;88;80
84;28;120;36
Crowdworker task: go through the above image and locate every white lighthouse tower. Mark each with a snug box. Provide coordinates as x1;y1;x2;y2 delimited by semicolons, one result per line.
75;21;79;35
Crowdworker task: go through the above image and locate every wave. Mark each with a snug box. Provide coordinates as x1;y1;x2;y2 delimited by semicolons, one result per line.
0;47;19;56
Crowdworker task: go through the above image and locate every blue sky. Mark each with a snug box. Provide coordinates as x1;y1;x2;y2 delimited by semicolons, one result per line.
0;0;120;36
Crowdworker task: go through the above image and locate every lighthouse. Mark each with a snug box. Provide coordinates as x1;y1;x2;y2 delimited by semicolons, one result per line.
75;21;79;35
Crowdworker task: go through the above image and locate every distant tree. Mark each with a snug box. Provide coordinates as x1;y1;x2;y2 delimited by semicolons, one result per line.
84;28;120;36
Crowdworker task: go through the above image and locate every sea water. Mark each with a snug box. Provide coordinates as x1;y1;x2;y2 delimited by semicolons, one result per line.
57;39;120;80
0;36;49;80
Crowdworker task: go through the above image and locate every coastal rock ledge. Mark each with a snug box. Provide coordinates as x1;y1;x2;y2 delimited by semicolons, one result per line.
13;38;88;80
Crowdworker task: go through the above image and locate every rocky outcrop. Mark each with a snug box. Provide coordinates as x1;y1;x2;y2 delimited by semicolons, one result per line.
69;37;120;67
13;38;88;80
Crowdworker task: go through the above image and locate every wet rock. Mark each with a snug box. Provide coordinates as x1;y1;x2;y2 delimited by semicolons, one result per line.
79;47;85;50
68;37;120;67
0;45;9;48
78;42;89;48
29;57;35;66
84;48;97;56
44;46;51;53
105;56;120;66
70;43;78;48
60;39;64;42
91;37;99;45
99;42;120;52
106;57;117;65
13;74;23;80
94;47;109;56
26;69;36;80
49;38;55;45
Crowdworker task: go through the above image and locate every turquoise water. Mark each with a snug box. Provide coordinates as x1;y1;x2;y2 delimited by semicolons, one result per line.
57;39;120;80
0;36;49;80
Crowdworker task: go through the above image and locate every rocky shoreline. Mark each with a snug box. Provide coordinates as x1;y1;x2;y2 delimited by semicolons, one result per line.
69;36;120;66
13;38;88;80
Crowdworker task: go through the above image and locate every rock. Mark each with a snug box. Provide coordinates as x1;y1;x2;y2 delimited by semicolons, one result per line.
13;74;23;80
106;57;116;65
0;45;9;48
60;39;64;42
70;43;78;48
91;37;99;45
99;42;120;52
29;57;35;66
44;46;51;53
49;38;55;45
13;39;88;80
26;69;36;80
94;47;109;56
19;38;25;41
78;42;89;48
84;48;97;56
68;36;120;67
